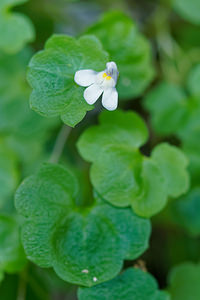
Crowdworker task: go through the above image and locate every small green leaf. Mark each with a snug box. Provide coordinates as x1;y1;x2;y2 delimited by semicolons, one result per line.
0;214;26;273
152;143;190;197
143;82;188;136
132;158;167;218
78;267;170;300
27;34;109;127
85;11;154;99
173;0;200;25
91;146;143;207
168;262;200;300
15;163;151;287
0;0;35;53
77;109;148;162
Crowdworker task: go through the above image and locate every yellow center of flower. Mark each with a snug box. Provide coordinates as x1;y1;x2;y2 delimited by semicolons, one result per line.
103;73;112;80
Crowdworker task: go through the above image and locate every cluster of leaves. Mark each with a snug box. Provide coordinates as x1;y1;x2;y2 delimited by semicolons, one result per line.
27;11;154;127
77;110;189;217
1;0;200;298
143;65;200;148
0;49;59;285
144;64;200;237
0;6;57;285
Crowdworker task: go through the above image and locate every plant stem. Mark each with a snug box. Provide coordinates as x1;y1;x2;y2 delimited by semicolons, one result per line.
49;125;71;164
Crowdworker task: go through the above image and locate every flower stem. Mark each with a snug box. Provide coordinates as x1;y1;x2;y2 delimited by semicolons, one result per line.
49;125;71;164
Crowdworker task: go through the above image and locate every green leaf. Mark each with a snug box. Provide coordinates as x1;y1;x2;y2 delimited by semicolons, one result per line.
152;143;190;197
0;214;26;273
187;64;200;96
168;262;200;300
131;158;167;218
173;0;200;25
77;109;148;162
78;267;170;300
78;110;189;217
0;142;19;207
27;34;109;127
0;0;35;53
143;82;188;136
90;146;143;207
85;11;154;99
15;163;150;287
170;188;200;236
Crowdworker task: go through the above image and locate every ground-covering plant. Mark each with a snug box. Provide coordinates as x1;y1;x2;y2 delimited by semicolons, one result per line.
1;0;200;299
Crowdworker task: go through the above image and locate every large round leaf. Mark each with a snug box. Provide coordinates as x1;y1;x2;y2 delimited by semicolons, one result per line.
27;34;109;127
15;163;151;287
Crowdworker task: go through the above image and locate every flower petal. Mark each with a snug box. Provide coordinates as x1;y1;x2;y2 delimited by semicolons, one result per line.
102;88;118;111
84;84;103;105
74;70;97;87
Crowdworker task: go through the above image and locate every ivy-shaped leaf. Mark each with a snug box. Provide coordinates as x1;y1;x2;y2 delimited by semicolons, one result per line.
0;142;19;207
0;214;26;274
77;110;189;217
15;163;151;287
78;267;170;300
173;0;200;25
168;262;200;300
77;109;148;162
27;34;109;127
0;0;35;53
143;82;188;136
85;11;155;100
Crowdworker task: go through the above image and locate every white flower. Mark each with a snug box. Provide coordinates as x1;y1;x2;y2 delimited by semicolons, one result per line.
74;61;119;111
